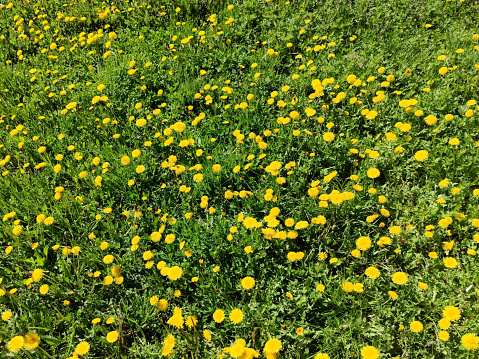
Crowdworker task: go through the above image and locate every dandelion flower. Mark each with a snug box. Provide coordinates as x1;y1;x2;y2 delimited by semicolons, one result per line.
388;291;398;300
7;336;24;352
391;272;408;285
31;268;44;282
2;311;12;321
229;309;243;324
365;267;380;279
167;266;183;281
241;276;255;290
167;307;184;329
213;309;225;323
75;341;90;355
342;282;354;292
323;132;335;142
264;338;282;353
106;331;119;343
443;257;458;268
158;299;168;311
356;236;371;251
438;331;449;341
438;318;451;330
360;346;380;359
203;329;212;341
12;225;22;235
442;306;461;321
414;150;428;161
462;333;479;351
23;333;40;350
185;316;198;328
410;321;423;332
367;168;380;179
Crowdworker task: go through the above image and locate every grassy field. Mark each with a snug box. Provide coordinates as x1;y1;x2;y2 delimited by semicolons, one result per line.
0;0;478;358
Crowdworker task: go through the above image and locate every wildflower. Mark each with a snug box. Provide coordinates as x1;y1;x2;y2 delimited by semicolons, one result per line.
158;299;168;311
7;336;24;353
264;338;282;354
462;333;479;350
410;321;423;332
389;226;401;235
391;272;408;285
442;306;461;321
418;282;428;290
388;291;398;300
367;168;380;179
354;283;364;293
360;345;380;359
323;132;335;142
31;268;44;282
185;316;198;328
75;341;90;355
438;331;450;341
106;331;119;343
121;156;130;165
229;309;243;324
203;329;212;341
103;255;114;264
167;266;183;281
443;257;458;268
39;284;49;294
414;150;428;161
167;307;184;329
12;225;22;235
342;282;354;292
356;237;371;251
241;276;255;290
213;309;225;323
439;318;451;330
365;267;380;279
23;333;40;350
424;115;437;125
2;311;12;321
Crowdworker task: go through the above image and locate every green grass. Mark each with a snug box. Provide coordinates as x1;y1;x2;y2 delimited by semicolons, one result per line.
0;0;478;358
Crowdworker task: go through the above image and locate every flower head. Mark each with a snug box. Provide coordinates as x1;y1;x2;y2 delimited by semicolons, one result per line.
229;309;243;324
264;338;282;353
360;345;379;359
7;336;24;353
414;150;428;161
365;267;380;279
410;321;423;332
442;306;461;321
23;333;40;350
213;309;225;323
106;331;119;343
462;333;479;350
391;272;408;285
367;168;380;179
75;341;90;355
241;276;255;290
356;236;371;251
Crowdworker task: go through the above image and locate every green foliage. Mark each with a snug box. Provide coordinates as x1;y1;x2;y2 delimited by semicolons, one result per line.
0;0;478;358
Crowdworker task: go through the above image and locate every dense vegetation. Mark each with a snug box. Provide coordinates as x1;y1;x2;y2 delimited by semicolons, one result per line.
0;0;478;358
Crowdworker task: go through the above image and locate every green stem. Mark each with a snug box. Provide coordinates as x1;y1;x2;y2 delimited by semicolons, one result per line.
21;348;33;359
